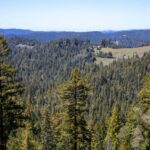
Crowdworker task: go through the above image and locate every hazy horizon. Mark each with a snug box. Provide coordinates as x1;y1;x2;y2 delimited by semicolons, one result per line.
1;28;150;32
1;0;150;31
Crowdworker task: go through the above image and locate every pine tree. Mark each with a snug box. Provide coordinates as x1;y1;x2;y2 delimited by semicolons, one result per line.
139;74;150;111
105;104;121;150
22;95;42;150
0;36;24;150
41;108;56;150
59;68;90;150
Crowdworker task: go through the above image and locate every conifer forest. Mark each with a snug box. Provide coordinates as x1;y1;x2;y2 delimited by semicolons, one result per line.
0;1;150;150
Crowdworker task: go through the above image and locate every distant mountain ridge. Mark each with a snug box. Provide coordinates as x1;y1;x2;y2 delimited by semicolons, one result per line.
0;29;32;35
0;29;104;42
1;28;150;47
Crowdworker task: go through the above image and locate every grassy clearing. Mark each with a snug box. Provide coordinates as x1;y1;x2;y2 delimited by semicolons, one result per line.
94;46;150;65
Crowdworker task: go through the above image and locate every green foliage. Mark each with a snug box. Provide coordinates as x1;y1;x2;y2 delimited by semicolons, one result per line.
8;37;150;122
7;128;42;150
7;128;24;150
0;36;24;149
119;74;150;149
23;128;42;150
139;74;150;111
23;95;42;150
89;122;106;150
3;37;150;149
6;94;42;150
41;109;56;150
0;38;9;57
105;104;121;150
96;51;113;58
58;68;90;149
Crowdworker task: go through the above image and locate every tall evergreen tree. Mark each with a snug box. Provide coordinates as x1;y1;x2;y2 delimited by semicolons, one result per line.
59;68;90;150
105;104;121;150
22;95;42;150
41;108;56;150
0;36;24;150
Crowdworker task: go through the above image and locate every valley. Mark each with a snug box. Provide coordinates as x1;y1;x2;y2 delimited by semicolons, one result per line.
1;28;150;150
1;0;150;149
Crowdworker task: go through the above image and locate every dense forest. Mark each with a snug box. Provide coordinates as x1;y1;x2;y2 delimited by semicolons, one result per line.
0;34;150;150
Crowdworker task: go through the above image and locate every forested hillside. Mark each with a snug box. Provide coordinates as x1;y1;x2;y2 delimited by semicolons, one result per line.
1;29;150;47
1;35;150;149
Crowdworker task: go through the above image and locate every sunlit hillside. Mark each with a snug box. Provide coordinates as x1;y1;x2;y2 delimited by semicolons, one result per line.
95;45;150;65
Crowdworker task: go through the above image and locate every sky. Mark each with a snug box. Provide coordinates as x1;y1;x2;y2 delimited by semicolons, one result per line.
0;0;150;31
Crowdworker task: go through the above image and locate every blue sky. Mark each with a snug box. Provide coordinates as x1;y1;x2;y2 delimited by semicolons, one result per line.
0;0;150;31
